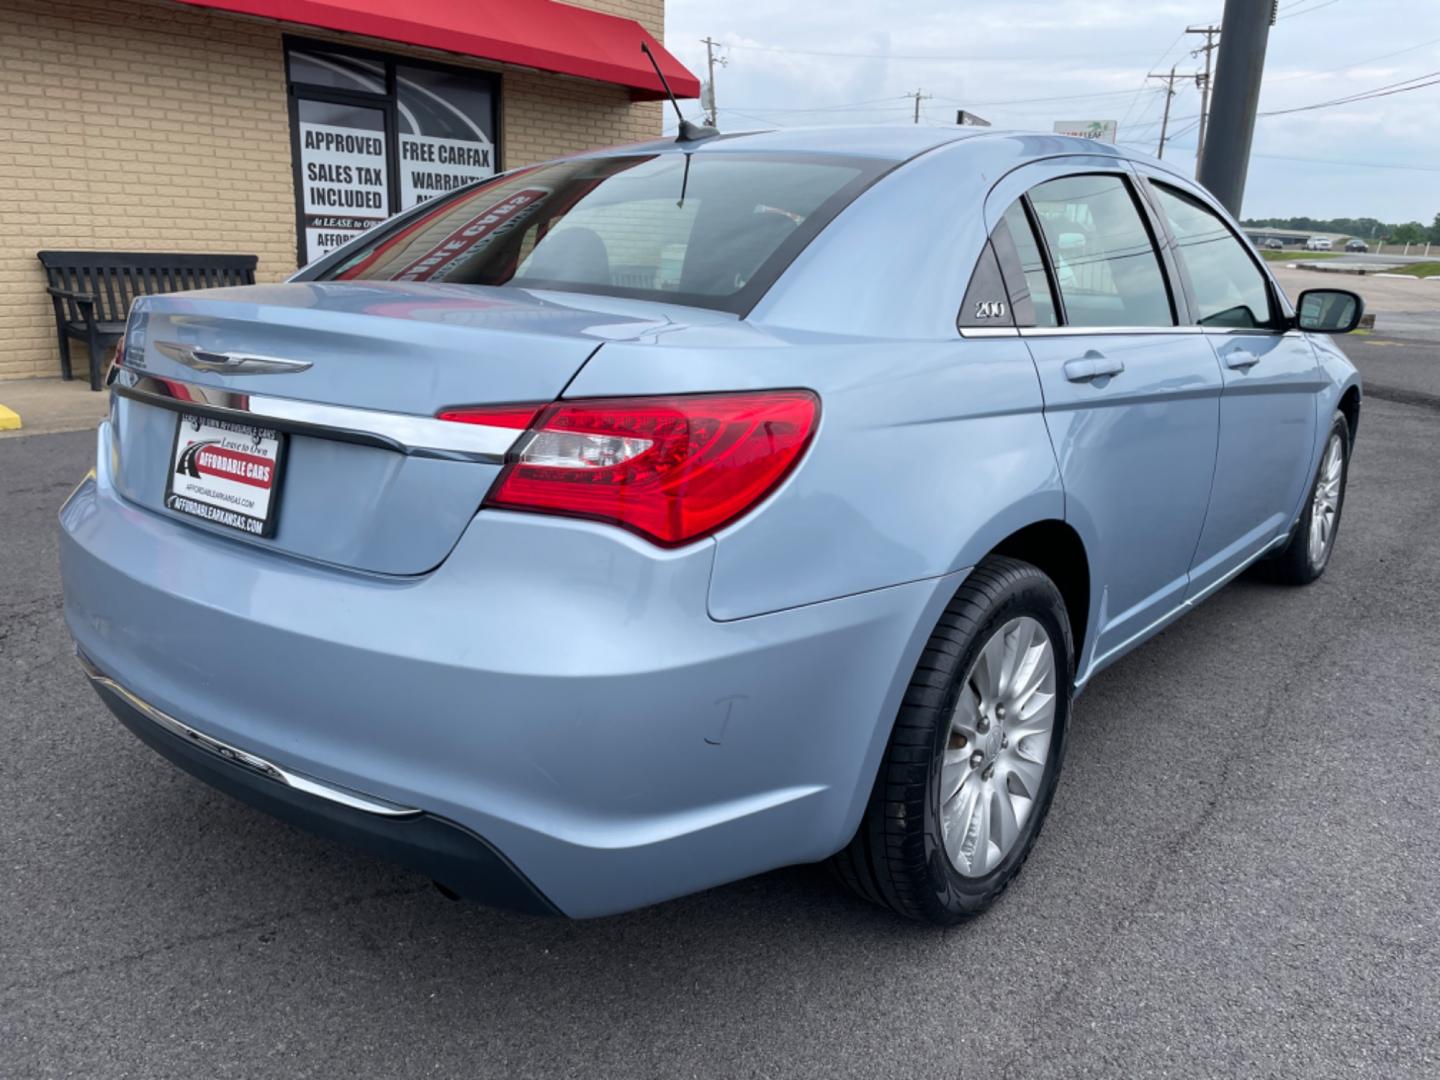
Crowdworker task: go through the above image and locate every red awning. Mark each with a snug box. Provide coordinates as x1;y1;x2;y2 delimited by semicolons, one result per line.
177;0;700;100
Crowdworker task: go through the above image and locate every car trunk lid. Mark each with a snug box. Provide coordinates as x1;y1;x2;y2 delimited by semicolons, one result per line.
110;281;675;574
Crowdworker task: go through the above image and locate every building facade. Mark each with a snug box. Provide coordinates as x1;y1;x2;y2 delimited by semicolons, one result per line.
0;0;695;380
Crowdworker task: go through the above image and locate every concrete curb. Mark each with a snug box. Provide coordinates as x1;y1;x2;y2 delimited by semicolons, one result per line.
0;403;21;431
1291;262;1399;276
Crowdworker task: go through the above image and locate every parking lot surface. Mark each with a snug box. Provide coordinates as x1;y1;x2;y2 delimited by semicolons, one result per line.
4;386;1439;1078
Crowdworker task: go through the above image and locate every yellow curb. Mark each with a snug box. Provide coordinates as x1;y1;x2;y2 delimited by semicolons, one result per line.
0;403;21;431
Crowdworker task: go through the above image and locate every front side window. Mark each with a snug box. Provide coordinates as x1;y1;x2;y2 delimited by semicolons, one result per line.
1151;183;1273;329
323;153;880;313
1027;175;1173;328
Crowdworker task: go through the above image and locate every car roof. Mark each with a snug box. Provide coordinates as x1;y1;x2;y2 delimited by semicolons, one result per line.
599;125;1133;166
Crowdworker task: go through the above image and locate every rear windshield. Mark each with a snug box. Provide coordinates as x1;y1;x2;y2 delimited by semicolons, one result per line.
321;152;883;313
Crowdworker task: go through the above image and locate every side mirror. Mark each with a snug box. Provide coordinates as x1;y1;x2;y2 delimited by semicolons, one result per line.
1295;288;1364;334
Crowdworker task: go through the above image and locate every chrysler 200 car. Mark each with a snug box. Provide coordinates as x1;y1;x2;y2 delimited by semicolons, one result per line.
60;127;1362;923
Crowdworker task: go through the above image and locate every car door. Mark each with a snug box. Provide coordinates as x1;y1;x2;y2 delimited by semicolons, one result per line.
983;161;1223;676
1135;171;1322;596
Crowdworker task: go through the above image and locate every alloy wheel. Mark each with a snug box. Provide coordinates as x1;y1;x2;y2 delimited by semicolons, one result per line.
1308;433;1344;569
940;616;1057;877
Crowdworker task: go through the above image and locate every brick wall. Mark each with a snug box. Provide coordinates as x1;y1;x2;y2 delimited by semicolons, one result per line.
0;0;666;381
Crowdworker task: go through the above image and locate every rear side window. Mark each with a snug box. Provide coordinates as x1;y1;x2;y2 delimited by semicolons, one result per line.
1027;175;1173;328
322;152;884;314
1151;183;1274;329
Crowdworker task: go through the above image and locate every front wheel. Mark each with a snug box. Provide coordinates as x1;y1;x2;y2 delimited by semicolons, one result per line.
1269;410;1350;585
831;557;1073;924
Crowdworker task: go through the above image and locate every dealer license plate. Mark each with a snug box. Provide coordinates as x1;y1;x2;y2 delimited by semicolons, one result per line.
165;413;286;537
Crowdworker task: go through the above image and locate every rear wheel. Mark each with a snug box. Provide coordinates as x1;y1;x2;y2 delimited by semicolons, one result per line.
1269;411;1350;585
832;557;1073;924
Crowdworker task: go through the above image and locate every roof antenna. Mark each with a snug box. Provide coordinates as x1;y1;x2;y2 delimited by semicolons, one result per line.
640;42;718;142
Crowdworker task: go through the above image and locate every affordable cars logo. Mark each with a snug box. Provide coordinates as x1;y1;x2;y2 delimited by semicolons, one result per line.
175;440;276;489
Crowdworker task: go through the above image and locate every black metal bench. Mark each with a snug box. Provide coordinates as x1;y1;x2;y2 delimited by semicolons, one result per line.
37;251;258;390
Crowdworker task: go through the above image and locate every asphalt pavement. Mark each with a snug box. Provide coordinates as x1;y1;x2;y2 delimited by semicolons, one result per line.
4;362;1440;1077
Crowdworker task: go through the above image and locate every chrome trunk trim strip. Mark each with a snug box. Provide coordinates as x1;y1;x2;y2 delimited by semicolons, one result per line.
112;369;519;463
77;651;421;818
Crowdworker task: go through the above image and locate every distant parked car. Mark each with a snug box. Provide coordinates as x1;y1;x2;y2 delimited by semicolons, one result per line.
1346;239;1367;253
1264;238;1284;250
1307;237;1333;251
61;127;1367;924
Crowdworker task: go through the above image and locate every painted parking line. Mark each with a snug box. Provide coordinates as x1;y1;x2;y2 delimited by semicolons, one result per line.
0;403;21;431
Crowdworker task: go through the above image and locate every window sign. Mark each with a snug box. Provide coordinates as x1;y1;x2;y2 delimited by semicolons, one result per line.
396;65;497;209
286;40;500;266
296;100;390;261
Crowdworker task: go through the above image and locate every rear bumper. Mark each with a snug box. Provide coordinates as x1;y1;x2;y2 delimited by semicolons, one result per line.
85;658;559;916
61;423;960;917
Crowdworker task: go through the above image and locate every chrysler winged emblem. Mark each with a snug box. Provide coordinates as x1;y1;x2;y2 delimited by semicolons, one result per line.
155;341;313;375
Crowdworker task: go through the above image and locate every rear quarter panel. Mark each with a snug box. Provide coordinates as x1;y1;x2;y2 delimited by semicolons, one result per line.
565;331;1061;620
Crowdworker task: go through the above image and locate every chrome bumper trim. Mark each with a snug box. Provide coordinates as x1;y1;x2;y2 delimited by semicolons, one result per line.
112;368;519;464
77;651;421;818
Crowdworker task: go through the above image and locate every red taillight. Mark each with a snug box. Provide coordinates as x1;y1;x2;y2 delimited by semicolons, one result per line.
106;333;125;384
479;390;819;546
436;403;545;430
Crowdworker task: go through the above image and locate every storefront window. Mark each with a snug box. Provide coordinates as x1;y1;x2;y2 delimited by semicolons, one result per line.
285;40;499;265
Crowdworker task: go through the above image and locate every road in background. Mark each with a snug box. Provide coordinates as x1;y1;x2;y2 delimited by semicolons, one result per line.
4;380;1440;1078
1270;265;1440;399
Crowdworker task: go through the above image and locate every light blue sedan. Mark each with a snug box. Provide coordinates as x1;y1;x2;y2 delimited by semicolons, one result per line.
60;127;1363;923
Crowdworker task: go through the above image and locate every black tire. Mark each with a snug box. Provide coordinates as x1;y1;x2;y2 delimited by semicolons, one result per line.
1267;410;1350;586
831;556;1074;924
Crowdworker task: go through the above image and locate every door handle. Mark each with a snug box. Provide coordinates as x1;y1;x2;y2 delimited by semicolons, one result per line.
1063;354;1126;382
1224;349;1261;371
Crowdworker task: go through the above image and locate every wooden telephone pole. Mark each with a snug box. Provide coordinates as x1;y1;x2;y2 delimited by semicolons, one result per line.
1147;65;1183;159
907;89;932;124
1187;24;1220;168
701;36;727;127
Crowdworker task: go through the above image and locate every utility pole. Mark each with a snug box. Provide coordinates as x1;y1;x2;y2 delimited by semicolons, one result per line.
1187;24;1220;170
908;89;932;124
1197;0;1278;215
700;36;727;127
1147;65;1182;159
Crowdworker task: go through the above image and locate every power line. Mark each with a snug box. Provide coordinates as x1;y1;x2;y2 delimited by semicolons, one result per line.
1260;69;1440;115
1278;0;1344;19
1119;29;1189;131
932;86;1153;108
1124;62;1440;136
1118;140;1440;173
1266;34;1440;83
713;40;1177;63
722;96;909;114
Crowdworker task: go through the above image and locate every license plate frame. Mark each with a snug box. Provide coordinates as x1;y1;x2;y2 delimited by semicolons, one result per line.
164;412;287;538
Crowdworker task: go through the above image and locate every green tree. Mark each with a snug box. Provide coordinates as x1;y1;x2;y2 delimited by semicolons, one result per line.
1391;221;1426;244
1428;212;1440;245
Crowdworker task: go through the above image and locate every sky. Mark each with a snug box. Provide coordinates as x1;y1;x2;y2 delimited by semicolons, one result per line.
663;0;1440;225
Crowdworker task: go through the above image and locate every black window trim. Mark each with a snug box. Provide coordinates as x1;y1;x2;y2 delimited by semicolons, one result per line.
1020;192;1068;327
283;34;504;269
1138;173;1287;334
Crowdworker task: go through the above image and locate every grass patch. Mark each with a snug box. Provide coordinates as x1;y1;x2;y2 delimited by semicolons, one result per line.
1260;249;1340;262
1385;261;1440;278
